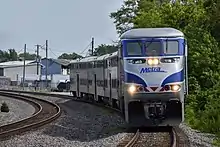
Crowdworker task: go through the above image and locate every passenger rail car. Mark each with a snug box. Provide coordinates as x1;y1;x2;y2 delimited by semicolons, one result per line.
70;27;188;127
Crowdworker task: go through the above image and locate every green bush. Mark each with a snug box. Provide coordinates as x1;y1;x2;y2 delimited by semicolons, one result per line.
110;0;220;144
1;102;9;112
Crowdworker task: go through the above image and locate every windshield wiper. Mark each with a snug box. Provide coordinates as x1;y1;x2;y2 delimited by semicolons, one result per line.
145;39;154;49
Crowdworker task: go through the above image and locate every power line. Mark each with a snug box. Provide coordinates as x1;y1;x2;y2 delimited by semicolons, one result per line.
79;41;92;55
49;48;59;58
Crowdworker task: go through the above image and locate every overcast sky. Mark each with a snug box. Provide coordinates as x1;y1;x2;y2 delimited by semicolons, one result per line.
0;0;123;58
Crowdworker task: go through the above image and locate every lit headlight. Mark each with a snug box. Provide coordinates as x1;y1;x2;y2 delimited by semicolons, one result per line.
128;85;136;94
147;58;159;65
171;84;181;92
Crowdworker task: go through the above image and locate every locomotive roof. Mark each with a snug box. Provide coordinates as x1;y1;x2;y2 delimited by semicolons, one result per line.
120;28;184;39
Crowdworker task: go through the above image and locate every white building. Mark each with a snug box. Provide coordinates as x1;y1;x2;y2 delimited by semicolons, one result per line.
0;60;42;85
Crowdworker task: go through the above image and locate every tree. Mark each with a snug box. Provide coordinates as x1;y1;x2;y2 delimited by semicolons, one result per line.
8;49;18;61
110;0;139;35
19;52;40;60
93;44;118;56
58;53;82;60
203;0;220;42
110;0;220;141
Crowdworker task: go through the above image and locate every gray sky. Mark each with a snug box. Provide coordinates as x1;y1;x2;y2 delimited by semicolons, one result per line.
0;0;123;58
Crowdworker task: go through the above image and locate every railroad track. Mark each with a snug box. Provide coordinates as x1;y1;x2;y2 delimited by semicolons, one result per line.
0;91;61;140
0;89;189;146
117;127;177;147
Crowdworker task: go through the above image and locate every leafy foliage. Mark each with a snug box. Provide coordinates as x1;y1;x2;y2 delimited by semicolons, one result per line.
19;52;40;60
93;44;118;56
111;0;220;143
0;49;39;62
58;53;82;60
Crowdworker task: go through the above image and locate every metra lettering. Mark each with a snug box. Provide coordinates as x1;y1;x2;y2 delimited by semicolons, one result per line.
140;67;166;73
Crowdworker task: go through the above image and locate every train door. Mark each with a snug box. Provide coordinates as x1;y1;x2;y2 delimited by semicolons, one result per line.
94;74;97;101
109;73;112;105
77;74;79;97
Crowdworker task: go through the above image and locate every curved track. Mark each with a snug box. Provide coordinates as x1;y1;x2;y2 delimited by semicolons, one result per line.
0;91;61;140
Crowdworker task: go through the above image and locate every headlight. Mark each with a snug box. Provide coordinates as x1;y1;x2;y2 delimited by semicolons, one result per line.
128;85;136;94
171;84;181;92
147;58;159;65
160;57;180;63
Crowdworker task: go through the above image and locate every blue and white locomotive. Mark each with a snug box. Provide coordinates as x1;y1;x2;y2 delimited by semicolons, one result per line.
69;27;188;127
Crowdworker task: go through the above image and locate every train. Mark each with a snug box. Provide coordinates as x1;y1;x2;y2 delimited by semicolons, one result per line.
69;28;188;127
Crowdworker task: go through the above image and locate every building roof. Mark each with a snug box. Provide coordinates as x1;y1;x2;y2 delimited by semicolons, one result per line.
41;58;71;66
52;59;71;66
0;60;45;68
0;60;40;68
120;28;184;39
0;60;35;66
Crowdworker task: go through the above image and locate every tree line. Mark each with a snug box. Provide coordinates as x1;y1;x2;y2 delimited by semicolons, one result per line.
110;0;220;145
0;49;39;62
0;44;118;62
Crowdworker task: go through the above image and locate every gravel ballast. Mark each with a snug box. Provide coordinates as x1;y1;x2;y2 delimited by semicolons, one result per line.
179;123;216;147
0;96;35;126
0;95;127;147
0;92;217;147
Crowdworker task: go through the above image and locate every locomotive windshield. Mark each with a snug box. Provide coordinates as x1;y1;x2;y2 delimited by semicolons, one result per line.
163;40;179;54
126;42;142;56
124;39;180;56
145;41;162;56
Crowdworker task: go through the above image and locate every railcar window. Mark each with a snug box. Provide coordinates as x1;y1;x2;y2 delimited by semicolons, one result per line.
74;64;78;69
145;41;161;56
70;77;75;84
112;79;117;88
96;61;103;68
163;41;179;54
87;63;91;68
88;79;92;85
93;61;97;68
104;79;108;88
80;79;87;85
104;60;108;68
71;64;74;69
126;42;142;56
97;80;104;87
110;57;118;67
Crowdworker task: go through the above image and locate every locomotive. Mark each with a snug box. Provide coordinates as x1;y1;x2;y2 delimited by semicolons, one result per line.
69;28;188;127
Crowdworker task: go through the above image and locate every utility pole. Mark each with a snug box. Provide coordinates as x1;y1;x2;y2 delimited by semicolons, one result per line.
91;37;94;56
35;44;40;91
22;44;26;90
36;45;40;75
45;40;48;88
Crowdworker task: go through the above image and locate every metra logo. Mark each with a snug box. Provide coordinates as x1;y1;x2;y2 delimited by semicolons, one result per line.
140;67;166;73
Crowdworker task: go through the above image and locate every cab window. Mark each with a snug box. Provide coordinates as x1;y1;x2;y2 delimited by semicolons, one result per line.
126;42;142;56
145;41;162;56
163;41;179;55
